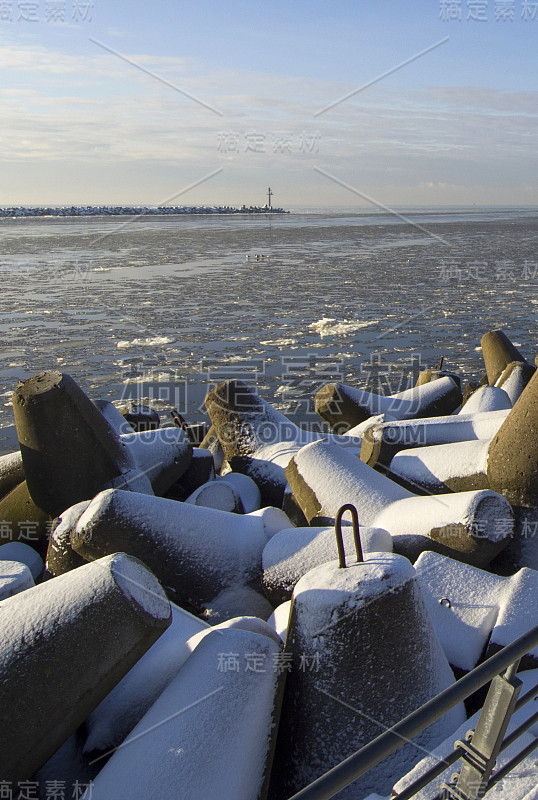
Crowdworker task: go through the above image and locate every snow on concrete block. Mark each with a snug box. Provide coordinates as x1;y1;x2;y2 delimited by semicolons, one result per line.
205;379;362;506
287;438;410;524
71;489;269;610
486;567;538;669
389;438;491;493
46;500;91;576
0;552;171;782
185;615;283;652
262;524;392;605
315;375;462;430
286;439;512;566
0;450;25;500
0;541;43;581
267;601;291;642
217;471;261;512
120;427;192;496
83;602;210;756
93;398;135;435
458;384;512;414
248;506;295;539
270;553;465;800
0;560;34;600
374;490;512;567
415;551;538;671
495;360;536;405
360;408;509;470
84;628;284;800
185;479;244;513
414;551;503;671
202;585;274;623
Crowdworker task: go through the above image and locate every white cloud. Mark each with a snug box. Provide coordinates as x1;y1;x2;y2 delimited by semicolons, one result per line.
0;43;536;205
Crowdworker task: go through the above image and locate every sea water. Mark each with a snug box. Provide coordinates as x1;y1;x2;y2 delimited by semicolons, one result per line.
1;208;537;454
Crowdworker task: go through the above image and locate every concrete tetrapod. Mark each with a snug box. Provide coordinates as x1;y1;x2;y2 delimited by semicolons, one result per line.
0;451;25;500
480;329;530;385
12;371;152;518
388;437;492;493
0;552;171;782
94;400;192;495
494;360;536;405
487;366;538;507
83;628;284;800
286;439;513;566
262;523;392;605
414;551;538;673
95;399;193;495
415;368;462;389
456;384;511;414
83;601;210;756
0;560;34;600
119;427;192;496
45;500;91;576
0;541;43;581
0;479;51;556
360;408;509;470
185;479;244;513
205;379;362;506
315;375;462;431
269;549;465;800
71;489;269;610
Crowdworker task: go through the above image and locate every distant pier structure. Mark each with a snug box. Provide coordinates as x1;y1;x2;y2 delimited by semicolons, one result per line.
266;187;273;209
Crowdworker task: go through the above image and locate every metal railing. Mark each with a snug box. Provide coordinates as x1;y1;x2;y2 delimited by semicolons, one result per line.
288;623;538;800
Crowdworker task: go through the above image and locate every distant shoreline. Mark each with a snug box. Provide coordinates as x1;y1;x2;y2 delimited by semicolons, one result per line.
0;205;288;218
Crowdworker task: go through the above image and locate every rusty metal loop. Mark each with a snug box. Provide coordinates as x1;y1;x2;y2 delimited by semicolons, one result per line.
334;504;363;568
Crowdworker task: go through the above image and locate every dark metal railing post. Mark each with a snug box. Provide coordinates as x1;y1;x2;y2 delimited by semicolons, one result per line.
440;661;523;800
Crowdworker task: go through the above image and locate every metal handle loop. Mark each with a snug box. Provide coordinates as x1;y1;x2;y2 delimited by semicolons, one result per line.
334;504;363;568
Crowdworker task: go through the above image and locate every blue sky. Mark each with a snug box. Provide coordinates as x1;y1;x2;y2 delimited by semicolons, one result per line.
1;0;537;207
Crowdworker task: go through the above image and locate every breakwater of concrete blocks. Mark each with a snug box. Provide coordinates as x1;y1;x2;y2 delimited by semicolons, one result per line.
1;327;537;799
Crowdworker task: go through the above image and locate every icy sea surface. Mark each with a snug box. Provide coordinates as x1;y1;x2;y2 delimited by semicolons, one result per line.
1;208;537;454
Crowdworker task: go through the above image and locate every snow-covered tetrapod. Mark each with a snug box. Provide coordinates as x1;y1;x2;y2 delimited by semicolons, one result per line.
0;552;171;782
0;450;24;499
269;542;465;799
360;408;509;470
262;523;392;604
494;360;536;405
71;488;269;610
414;551;538;672
480;329;529;385
487;366;538;508
95;398;193;495
83;627;285;800
314;375;462;430
205;379;362;505
286;439;513;566
12;371;152;518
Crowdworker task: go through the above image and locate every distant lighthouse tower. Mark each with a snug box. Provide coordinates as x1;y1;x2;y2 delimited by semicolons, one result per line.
267;187;273;209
